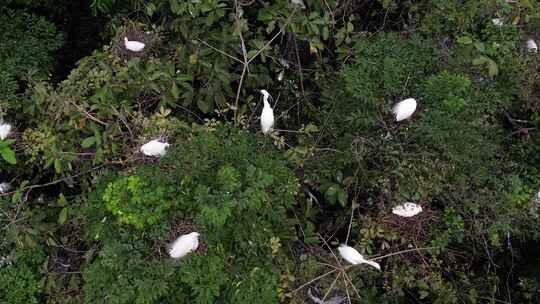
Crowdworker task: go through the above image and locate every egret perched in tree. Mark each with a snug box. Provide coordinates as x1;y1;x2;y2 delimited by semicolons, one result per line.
259;90;275;134
526;38;538;54
0;122;11;140
492;18;504;26
169;232;200;259
338;244;381;270
124;37;145;52
0;182;10;194
392;98;417;122
392;202;423;218
290;0;306;9
140;139;169;157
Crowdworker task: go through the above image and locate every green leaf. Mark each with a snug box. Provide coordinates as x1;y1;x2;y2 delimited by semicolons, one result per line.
197;98;211;113
54;159;62;173
456;36;473;45
487;59;499;78
171;82;180;99
1;147;16;164
58;207;68;225
473;42;485;52
472;56;488;65
58;193;68;207
337;188;348;207
81;136;96;148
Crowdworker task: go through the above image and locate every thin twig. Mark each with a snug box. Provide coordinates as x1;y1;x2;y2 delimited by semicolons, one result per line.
247;8;298;64
369;246;438;261
196;39;243;64
292;37;305;98
0;165;106;197
323;272;342;302
68;100;108;126
345;203;355;245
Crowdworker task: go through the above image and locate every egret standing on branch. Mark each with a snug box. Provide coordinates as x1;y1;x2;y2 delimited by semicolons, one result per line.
338;244;381;270
392;98;417;122
259;90;275;134
124;37;145;52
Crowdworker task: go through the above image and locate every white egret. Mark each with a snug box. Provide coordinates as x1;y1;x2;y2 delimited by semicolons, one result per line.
291;0;306;9
338;244;381;270
168;232;200;259
492;18;504;26
0;182;10;194
392;98;417;122
259;90;275;134
392;202;423;218
526;38;538;54
140;139;169;157
0;122;11;140
124;37;145;52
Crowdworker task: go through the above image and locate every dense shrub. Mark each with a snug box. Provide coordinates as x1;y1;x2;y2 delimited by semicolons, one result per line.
0;9;63;106
79;126;298;303
2;1;540;303
0;248;46;304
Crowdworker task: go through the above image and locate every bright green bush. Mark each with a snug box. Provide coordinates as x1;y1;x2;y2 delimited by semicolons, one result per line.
103;175;173;229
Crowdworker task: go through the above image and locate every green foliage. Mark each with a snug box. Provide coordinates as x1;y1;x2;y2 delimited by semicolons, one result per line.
341;32;436;129
0;139;17;164
80;126;298;303
0;9;63;105
3;1;540;303
0;248;46;304
103;175;173;229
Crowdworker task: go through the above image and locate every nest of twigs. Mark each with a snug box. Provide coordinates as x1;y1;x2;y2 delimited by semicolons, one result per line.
381;206;436;244
155;219;207;258
113;25;156;60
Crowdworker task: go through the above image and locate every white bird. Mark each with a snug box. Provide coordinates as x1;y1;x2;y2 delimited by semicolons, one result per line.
0;122;11;140
338;244;381;270
392;202;423;218
0;182;10;194
168;232;200;259
124;37;145;52
291;0;306;9
392;98;417;122
140;139;169;157
259;90;275;134
526;38;538;54
492;18;504;26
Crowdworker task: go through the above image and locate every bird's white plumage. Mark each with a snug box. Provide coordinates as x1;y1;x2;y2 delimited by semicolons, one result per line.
124;37;145;52
392;98;417;122
338;244;381;270
140;139;169;157
392;202;423;218
0;122;11;140
291;0;306;9
526;38;538;54
260;90;275;134
492;18;504;26
0;183;10;194
169;232;200;259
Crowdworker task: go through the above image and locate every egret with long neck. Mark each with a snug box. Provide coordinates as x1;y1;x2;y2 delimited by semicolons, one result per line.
259;90;275;134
